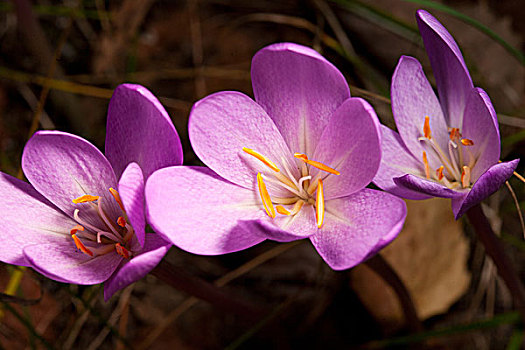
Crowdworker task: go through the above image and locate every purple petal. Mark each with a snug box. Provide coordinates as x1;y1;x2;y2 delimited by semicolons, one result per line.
310;189;406;270
452;159;519;219
416;10;473;127
188;91;297;190
145;166;266;255
23;241;122;284
312;98;381;199
373;125;432;200
118;162;145;248
103;233;170;300
105;84;183;179
22;131;121;224
391;55;449;160
255;205;317;242
393;174;464;199
0;172;75;266
462;88;500;181
251;42;350;155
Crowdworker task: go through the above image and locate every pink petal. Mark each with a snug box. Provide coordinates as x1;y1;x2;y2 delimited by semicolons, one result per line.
118;162;145;248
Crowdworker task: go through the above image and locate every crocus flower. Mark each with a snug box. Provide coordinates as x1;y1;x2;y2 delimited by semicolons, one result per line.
146;43;407;270
0;84;182;300
372;10;519;219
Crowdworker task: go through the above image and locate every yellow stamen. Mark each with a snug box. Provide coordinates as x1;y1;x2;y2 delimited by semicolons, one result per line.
72;234;93;256
256;173;275;218
109;188;125;211
117;216;127;227
461;166;471;188
72;195;99;204
436;166;444;181
294;153;340;176
316;179;325;229
70;225;84;235
276;205;291;216
115;243;130;259
422;151;430;179
449;127;460;140
423;116;432;139
460;138;474;146
242;147;280;172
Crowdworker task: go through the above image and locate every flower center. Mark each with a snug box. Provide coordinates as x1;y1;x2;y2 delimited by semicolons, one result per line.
69;188;134;258
417;116;475;189
242;147;340;228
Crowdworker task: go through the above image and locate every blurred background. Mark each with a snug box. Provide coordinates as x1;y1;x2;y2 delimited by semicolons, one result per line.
0;0;524;348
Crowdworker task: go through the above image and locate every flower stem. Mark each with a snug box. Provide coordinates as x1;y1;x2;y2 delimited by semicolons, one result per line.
365;254;423;332
466;204;525;321
150;259;265;320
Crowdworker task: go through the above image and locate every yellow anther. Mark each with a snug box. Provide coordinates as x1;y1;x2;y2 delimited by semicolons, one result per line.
256;173;275;218
449;127;460;140
242;147;280;172
72;234;93;256
316;179;325;228
436;166;444;181
422;151;430;180
423;116;432;139
72;195;100;204
294;153;340;176
70;225;84;235
115;243;130;259
117;216;127;227
460;138;474;146
109;188;125;211
276;205;291;216
461;166;471;188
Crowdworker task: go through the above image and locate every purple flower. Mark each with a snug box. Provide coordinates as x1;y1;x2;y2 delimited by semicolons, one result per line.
372;10;519;219
0;84;182;300
146;43;407;270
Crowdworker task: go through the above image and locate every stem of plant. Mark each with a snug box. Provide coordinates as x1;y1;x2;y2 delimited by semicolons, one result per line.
150;259;265;321
466;204;525;322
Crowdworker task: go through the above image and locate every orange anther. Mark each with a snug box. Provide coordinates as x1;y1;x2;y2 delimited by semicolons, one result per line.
70;225;84;235
109;188;125;211
256;173;275;218
242;147;280;172
117;216;127;227
422;151;430;180
449;128;460;140
423;116;432;139
72;234;93;256
316;179;325;228
436;166;444;181
115;243;130;259
276;205;291;216
460;138;474;146
461;166;471;188
294;153;340;176
72;195;100;204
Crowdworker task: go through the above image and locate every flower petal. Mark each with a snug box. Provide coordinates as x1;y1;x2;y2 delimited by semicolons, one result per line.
103;233;170;300
0;172;75;266
416;10;473;127
312;98;381;199
251;42;350;155
391;55;449;159
22;131;121;224
105;84;183;179
188;91;297;190
462;88;500;181
452;159;519;219
373;125;431;200
23;241;121;284
118;162;145;248
255;205;317;242
146;166;266;255
310;189;406;270
393;174;464;199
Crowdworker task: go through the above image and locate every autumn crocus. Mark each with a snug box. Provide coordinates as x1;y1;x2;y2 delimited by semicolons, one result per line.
0;84;182;300
146;43;407;270
373;10;519;219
